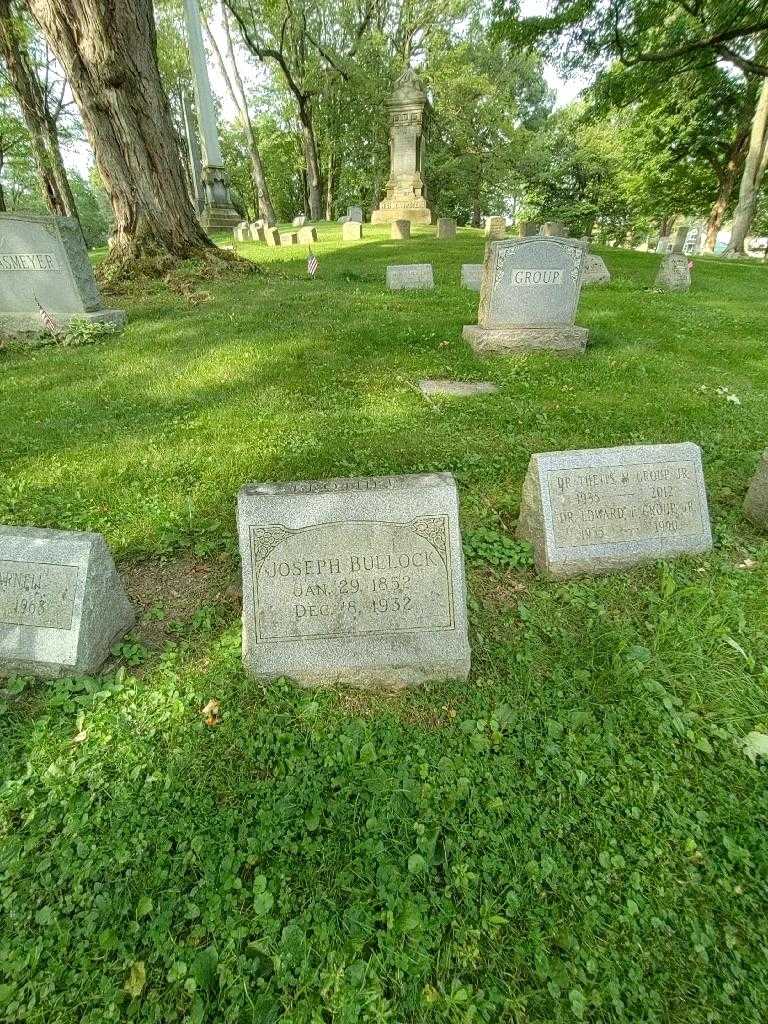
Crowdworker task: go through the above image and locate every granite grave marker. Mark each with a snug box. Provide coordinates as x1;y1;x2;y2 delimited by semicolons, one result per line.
387;263;433;290
485;216;506;240
655;253;690;292
391;219;411;240
436;218;456;240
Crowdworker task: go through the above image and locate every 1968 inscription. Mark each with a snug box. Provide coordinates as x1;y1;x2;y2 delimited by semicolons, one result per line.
547;460;706;549
0;560;79;629
250;518;455;641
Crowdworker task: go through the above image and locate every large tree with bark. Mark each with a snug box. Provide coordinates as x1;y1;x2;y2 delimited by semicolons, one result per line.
25;0;214;273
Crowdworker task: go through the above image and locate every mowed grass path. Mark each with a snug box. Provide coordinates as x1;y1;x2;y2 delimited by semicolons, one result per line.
1;225;767;1022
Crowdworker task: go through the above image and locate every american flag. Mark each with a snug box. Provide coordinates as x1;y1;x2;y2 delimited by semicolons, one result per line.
35;296;61;337
307;250;319;277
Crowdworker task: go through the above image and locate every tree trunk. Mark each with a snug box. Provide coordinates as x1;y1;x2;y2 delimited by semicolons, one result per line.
27;0;214;272
727;76;768;256
0;0;78;220
325;147;335;221
470;196;481;228
703;165;739;252
298;108;323;221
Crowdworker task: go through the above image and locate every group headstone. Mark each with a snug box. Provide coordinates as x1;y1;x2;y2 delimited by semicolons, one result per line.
655;254;691;292
436;218;456;240
386;263;434;290
517;443;713;578
0;526;135;679
744;450;768;529
485;216;506;240
581;254;611;285
460;264;483;291
0;213;126;336
298;226;318;244
342;221;363;242
462;236;588;355
391;219;411;240
419;380;497;397
541;221;569;237
236;473;471;688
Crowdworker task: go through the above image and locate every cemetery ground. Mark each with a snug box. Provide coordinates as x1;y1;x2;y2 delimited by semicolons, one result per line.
1;224;768;1023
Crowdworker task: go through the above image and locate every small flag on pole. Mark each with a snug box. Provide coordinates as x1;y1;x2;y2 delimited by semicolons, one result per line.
35;295;61;337
307;249;319;277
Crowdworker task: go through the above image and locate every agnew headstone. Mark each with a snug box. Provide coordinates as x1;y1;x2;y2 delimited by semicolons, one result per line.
237;473;471;688
0;527;135;679
517;443;712;578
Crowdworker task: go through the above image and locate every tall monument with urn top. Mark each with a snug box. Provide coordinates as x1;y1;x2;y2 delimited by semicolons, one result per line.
371;68;433;225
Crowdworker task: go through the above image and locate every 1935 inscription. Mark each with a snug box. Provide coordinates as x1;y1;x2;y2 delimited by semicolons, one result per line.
250;518;455;641
547;459;705;549
0;559;79;629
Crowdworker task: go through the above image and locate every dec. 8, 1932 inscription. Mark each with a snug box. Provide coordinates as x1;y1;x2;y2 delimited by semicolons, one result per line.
0;559;79;629
547;459;707;549
250;518;455;642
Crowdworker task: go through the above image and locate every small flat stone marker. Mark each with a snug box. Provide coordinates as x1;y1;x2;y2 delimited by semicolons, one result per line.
655;253;690;292
298;226;318;244
517;443;713;578
0;212;125;336
745;450;768;529
387;263;434;290
582;254;610;285
485;216;506;240
419;380;497;397
391;219;411;240
436;218;456;240
342;221;362;241
237;473;471;688
0;526;135;679
463;236;588;354
461;264;483;291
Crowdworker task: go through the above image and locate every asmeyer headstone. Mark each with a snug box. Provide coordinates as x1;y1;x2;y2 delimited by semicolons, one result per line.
517;443;712;578
391;219;411;240
237;473;471;688
436;218;456;240
0;213;125;336
0;526;135;679
460;264;483;291
387;263;433;290
655;254;690;292
744;450;768;529
463;236;588;354
342;221;362;242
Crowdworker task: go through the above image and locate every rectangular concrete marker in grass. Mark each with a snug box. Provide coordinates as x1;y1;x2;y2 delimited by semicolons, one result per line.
460;264;483;291
0;526;135;679
386;264;433;290
463;235;588;355
0;212;125;336
237;473;471;689
517;443;713;579
419;380;497;397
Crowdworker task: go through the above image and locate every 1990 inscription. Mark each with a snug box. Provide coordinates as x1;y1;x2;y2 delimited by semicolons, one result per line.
547;460;705;549
0;560;79;629
250;518;454;641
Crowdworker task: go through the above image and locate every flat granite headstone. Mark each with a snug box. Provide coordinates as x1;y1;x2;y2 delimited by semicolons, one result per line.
485;216;506;240
342;221;362;241
463;236;588;355
391;219;411;240
387;264;434;290
744;450;768;529
461;264;483;291
517;443;712;578
0;526;135;679
419;380;497;397
655;253;690;292
298;226;318;244
0;213;125;336
436;218;456;240
237;473;471;688
582;254;611;285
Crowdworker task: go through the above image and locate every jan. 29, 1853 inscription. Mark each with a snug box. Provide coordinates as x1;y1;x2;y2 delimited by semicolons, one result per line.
0;559;78;629
250;518;455;641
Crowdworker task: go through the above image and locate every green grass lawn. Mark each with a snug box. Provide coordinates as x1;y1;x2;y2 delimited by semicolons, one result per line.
1;224;767;1023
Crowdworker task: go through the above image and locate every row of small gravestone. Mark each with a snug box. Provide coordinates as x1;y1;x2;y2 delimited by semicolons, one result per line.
4;450;767;689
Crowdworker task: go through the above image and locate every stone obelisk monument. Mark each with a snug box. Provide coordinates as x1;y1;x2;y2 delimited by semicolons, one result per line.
183;0;240;231
371;68;433;225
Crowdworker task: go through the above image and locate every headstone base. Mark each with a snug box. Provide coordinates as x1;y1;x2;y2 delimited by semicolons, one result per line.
199;204;242;232
371;207;433;225
462;324;588;355
0;308;127;338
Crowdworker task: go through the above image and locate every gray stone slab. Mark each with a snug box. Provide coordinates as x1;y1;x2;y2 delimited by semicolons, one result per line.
391;219;411;240
387;263;433;290
347;206;364;223
0;526;135;679
237;472;471;689
517;443;712;578
249;223;266;243
463;324;588;355
461;264;483;291
582;254;611;285
342;221;362;241
744;450;768;529
655;253;690;292
419;380;498;397
436;218;456;240
0;213;125;336
518;221;540;237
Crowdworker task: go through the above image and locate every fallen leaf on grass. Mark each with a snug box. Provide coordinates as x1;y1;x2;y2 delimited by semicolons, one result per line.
741;731;768;764
124;960;146;998
201;698;222;726
70;730;87;744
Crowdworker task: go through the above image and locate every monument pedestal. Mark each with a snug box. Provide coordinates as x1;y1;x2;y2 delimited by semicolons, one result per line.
372;206;433;225
463;324;588;355
199;164;241;232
